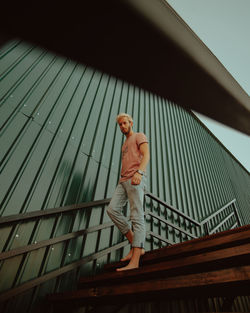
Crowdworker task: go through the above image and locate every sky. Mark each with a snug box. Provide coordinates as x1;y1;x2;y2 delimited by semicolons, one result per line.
166;0;250;172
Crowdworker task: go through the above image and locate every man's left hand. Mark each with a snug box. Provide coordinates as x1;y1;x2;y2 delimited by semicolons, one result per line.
131;172;142;185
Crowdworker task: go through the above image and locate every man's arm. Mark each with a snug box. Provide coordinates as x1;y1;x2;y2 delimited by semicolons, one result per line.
131;142;150;185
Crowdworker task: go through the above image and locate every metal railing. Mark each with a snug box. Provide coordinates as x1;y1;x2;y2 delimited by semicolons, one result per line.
0;193;242;302
145;192;241;247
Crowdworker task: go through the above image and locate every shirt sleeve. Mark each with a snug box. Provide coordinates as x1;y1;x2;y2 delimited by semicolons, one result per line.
136;133;148;147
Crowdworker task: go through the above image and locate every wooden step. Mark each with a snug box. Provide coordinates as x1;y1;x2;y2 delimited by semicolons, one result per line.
103;224;250;272
48;264;250;304
47;225;250;305
77;242;250;288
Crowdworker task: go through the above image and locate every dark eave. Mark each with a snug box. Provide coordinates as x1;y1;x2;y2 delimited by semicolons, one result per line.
1;0;250;135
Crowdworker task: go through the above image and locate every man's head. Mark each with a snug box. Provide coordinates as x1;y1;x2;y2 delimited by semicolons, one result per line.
116;113;133;136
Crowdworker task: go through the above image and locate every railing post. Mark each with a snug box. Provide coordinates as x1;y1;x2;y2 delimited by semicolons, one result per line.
203;222;209;236
232;202;242;227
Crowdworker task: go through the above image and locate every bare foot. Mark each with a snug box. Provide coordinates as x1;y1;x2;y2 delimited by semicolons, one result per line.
120;248;145;262
117;247;144;271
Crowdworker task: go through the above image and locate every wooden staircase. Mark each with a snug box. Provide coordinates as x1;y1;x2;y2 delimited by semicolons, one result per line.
47;224;250;310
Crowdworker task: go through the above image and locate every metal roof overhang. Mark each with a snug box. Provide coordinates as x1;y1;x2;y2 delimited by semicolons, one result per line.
1;0;250;135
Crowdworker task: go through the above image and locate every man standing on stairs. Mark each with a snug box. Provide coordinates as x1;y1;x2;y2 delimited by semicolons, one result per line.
107;113;150;271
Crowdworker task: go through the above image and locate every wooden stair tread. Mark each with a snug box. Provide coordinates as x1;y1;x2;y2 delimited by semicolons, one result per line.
48;264;250;303
104;224;250;271
78;242;250;287
47;225;250;304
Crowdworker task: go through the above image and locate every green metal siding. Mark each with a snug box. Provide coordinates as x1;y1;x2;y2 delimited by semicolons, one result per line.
1;40;250;312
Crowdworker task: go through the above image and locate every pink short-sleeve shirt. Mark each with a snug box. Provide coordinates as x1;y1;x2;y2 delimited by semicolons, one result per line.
120;132;148;182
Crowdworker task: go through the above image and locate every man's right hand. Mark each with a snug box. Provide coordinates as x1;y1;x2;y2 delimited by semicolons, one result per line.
131;172;142;185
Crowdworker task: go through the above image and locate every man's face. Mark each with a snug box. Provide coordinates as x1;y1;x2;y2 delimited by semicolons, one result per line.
118;117;132;135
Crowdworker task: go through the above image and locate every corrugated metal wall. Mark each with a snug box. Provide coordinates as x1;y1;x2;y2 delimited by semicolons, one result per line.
1;40;250;312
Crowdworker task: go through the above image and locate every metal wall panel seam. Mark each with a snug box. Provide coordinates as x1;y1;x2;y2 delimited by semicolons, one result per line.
165;102;177;210
170;106;186;241
154;97;165;242
149;94;160;248
87;76;117;262
153;95;162;198
215;146;236;227
88;74;113;168
102;81;124;199
172;104;189;219
230;155;250;215
179;109;200;221
209;131;230;208
16;62;81;214
0;40;21;59
157;98;170;238
203;127;229;214
159;98;171;205
43;67;96;208
137;88;143;132
161;100;172;207
197;125;220;217
187;117;208;222
0;44;35;83
192;117;216;220
158;97;169;207
0;58;70;214
29;59;74;119
91;76;117;199
0;53;56;134
153;95;164;244
167;103;181;244
211;142;229;207
177;110;197;221
0;49;49;119
131;85;138;128
0;48;50;117
174;109;197;237
185;111;205;222
144;91;152;195
220;147;237;202
191;115;217;221
193;118;213;217
46;68;98;206
172;106;190;216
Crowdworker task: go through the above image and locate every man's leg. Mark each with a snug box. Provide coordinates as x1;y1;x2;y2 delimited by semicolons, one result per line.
107;184;131;245
116;177;146;271
120;229;134;261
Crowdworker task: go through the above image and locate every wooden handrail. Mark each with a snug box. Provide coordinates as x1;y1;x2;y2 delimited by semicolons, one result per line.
0;198;111;225
0;221;114;261
0;241;128;302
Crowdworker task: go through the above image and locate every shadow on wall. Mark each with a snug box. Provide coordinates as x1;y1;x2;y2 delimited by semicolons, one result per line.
49;157;98;210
